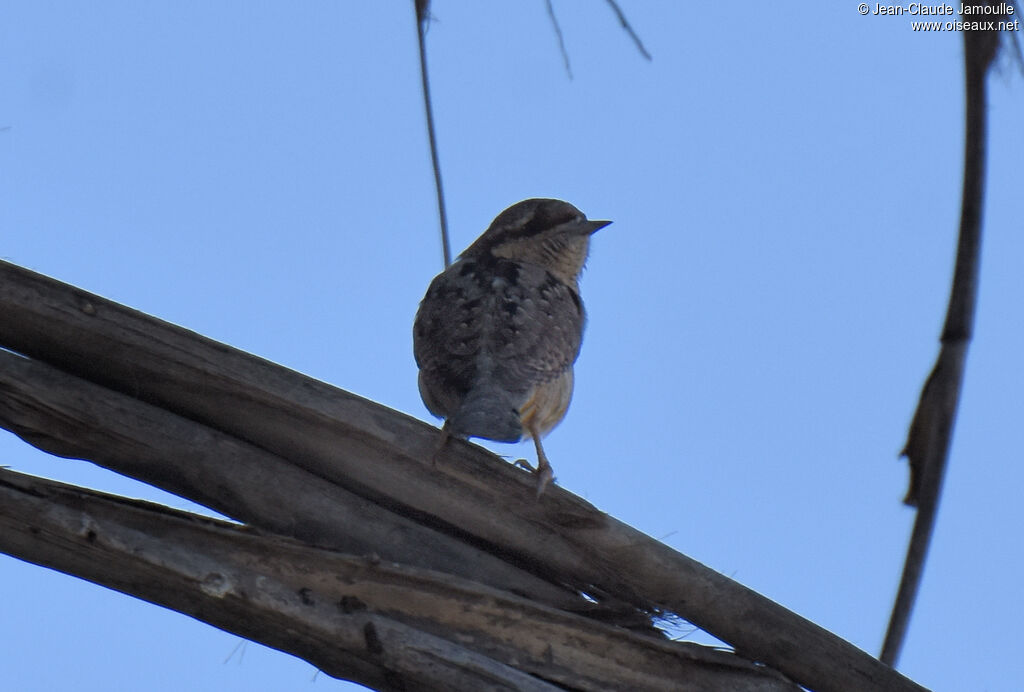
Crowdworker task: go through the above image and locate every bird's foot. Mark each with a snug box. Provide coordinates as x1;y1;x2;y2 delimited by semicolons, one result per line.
534;464;554;498
430;424;451;467
512;458;553;497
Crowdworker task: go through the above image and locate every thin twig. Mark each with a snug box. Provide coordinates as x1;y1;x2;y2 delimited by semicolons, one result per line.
545;0;573;79
414;0;451;268
604;0;652;61
881;24;1002;667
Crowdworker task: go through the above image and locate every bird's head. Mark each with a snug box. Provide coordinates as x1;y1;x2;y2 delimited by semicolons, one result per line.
461;198;611;285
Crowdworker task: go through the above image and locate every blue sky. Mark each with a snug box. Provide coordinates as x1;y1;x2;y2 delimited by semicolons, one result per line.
2;3;1022;690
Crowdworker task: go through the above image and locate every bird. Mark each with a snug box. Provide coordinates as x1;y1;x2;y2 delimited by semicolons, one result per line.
413;198;610;496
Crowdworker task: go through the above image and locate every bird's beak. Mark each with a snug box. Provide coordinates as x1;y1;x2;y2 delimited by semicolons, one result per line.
583;219;612;234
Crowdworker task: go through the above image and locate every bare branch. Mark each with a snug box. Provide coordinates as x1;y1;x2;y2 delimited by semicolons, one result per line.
545;0;573;79
413;0;451;268
883;21;1003;667
604;0;652;61
0;469;799;692
0;348;590;613
0;260;926;692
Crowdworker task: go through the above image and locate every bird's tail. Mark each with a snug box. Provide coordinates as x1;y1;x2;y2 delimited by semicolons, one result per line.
447;388;523;443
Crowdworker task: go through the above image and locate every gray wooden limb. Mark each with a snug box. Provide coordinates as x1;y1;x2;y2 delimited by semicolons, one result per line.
0;348;593;614
0;469;798;692
0;260;927;692
885;23;1002;667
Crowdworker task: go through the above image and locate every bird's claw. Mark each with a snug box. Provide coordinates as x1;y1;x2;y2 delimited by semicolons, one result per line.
513;457;535;472
512;458;553;498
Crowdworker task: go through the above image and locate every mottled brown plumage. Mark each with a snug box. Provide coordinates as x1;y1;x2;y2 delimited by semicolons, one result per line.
413;198;610;496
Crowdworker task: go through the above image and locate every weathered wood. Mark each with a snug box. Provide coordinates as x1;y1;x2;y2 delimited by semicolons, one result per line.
0;260;927;692
0;469;799;692
0;349;594;613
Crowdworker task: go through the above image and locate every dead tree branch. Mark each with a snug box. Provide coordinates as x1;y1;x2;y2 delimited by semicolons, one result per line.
413;0;451;268
884;21;1004;666
1;470;798;691
545;0;574;79
604;0;652;60
0;348;586;612
0;260;925;692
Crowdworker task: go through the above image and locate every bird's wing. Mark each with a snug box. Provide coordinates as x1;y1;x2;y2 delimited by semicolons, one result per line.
413;257;584;414
488;259;585;389
413;261;486;416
